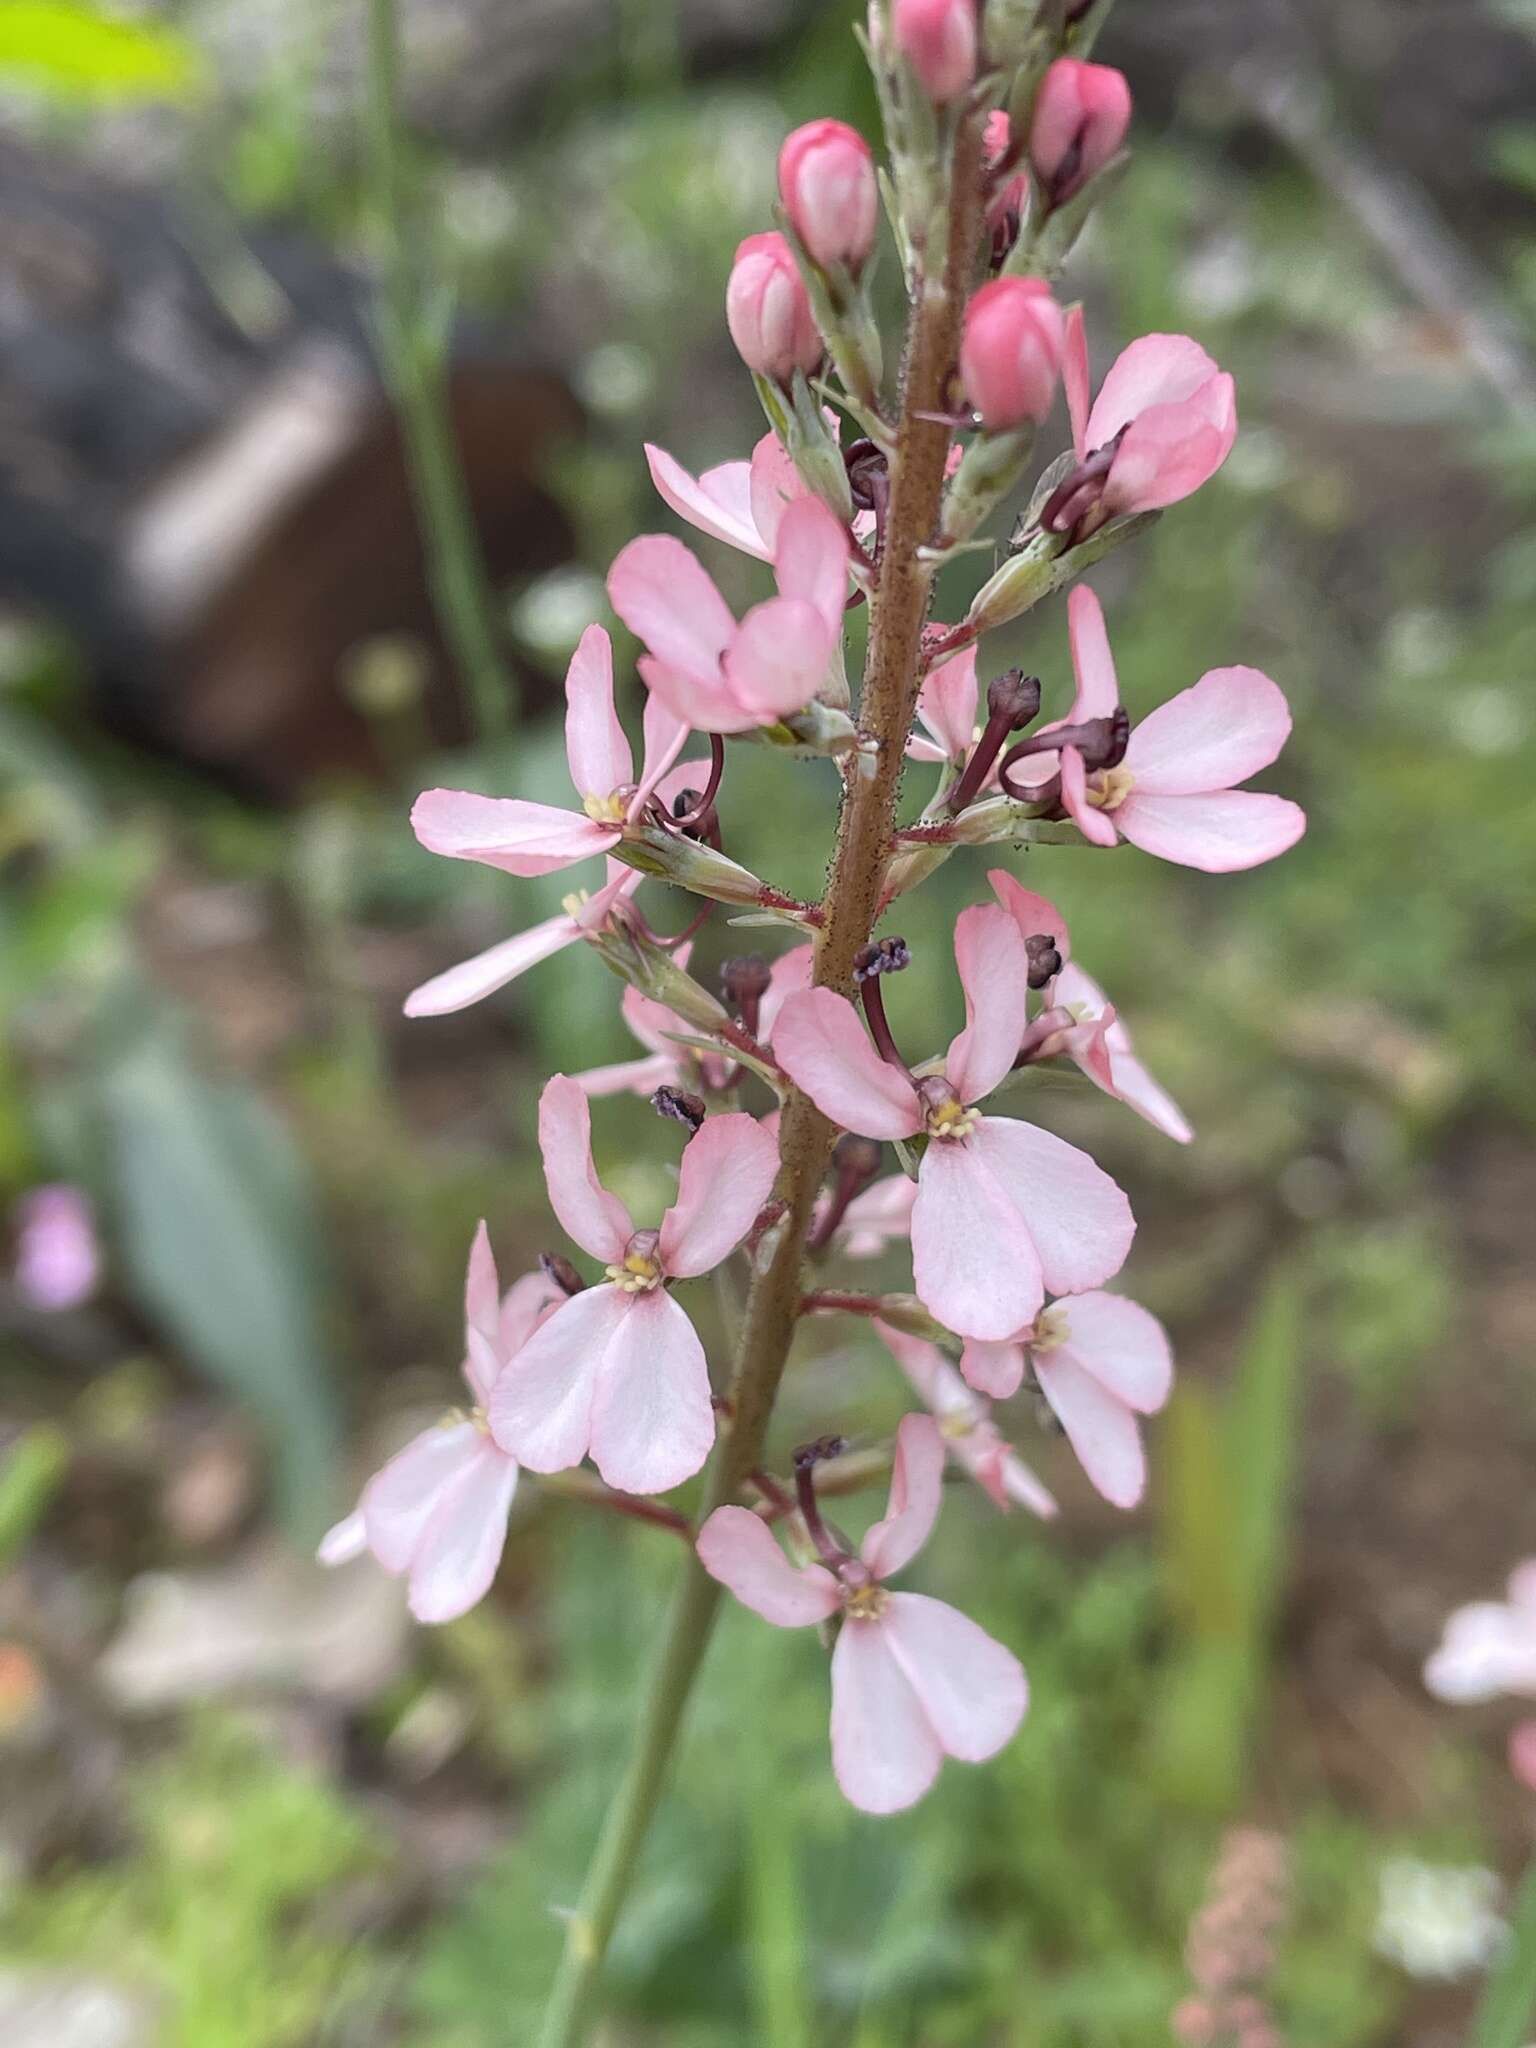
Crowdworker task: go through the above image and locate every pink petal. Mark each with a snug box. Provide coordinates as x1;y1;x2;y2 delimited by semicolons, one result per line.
1066;585;1120;720
638;655;754;736
1085;333;1224;446
772;494;849;638
774;989;923;1139
659;1112;780;1278
317;1508;367;1566
944;903;1033;1106
1103;377;1235;515
644;443;767;559
830;1616;944;1814
965;1115;1134;1297
633;693;691;810
362;1421;484;1573
880;1591;1028;1761
959;1337;1026;1399
576;1051;679;1099
497;1269;565;1358
915;646;980;760
1052;963;1192;1143
1033;1352;1146;1507
838;1173;916;1257
588;1287;714;1494
696;1505;841;1625
1106;1045;1193;1143
406;1438;520;1623
463;1220;501;1356
1053;1289;1173;1413
1114;790;1306;872
749;431;808;552
1059;749;1119;848
1063;304;1091;458
608;534;737;682
403;914;579;1017
861;1412;945;1580
987;869;1071;964
723;595;836;722
998;1451;1059;1519
911;1137;1045;1341
757;943;815;1042
563;624;632;800
410;790;615;878
1124;666;1292;795
488;1283;626;1472
1510;1720;1536;1791
538;1074;634;1263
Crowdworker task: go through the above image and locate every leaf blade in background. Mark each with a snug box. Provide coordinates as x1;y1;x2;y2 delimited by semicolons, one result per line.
1470;1853;1536;2048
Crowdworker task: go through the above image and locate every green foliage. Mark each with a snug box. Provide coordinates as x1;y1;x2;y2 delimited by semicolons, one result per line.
0;1422;69;1567
1471;1852;1536;2048
0;1717;384;2045
0;2;201;101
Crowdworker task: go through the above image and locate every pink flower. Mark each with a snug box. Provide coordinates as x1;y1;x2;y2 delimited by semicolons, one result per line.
873;1320;1057;1517
837;1172;918;1256
779;119;879;274
608;495;850;734
725;231;823;384
13;1184;99;1312
697;1414;1028;1812
411;625;686;885
774;904;1134;1341
989;869;1192;1141
892;0;977;103
644;431;810;565
960;277;1066;432
403;857;640;1018
318;1226;562;1623
1425;1563;1536;1705
574;942;812;1098
1028;59;1132;205
1056;306;1237;524
906;644;981;765
957;1290;1172;1509
489;1078;779;1495
1015;586;1305;873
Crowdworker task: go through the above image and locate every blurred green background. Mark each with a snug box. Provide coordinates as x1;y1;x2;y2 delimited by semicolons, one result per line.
2;2;1535;2043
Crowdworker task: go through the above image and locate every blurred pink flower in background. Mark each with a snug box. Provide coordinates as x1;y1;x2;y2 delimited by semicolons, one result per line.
13;1185;99;1312
1426;1561;1536;1787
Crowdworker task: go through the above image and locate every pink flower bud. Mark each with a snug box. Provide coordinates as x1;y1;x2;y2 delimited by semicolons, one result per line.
725;231;823;384
1029;58;1132;205
892;0;976;103
778;120;879;275
960;277;1065;431
983;108;1028;249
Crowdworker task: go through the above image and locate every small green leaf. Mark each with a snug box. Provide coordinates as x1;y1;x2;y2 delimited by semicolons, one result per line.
0;1424;70;1569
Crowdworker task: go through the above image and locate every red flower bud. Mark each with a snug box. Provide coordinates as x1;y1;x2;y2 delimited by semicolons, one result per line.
1029;59;1132;206
778;119;879;275
959;277;1065;432
892;0;976;104
725;232;824;384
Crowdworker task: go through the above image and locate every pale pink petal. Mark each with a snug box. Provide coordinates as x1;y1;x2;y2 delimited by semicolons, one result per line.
861;1413;945;1580
1103;378;1235;515
362;1421;483;1573
1066;585;1120;720
608;534;737;681
1053;1289;1173;1413
463;1220;501;1356
1033;1353;1146;1507
406;1438;520;1623
772;494;850;638
1059;748;1119;848
723;595;836;722
317;1508;367;1567
576;859;645;929
1063;304;1091;459
1113;790;1306;872
633;693;691;811
488;1283;626;1471
411;790;615;878
911;1137;1045;1341
1105;1044;1193;1143
587;1287;715;1494
996;1449;1060;1519
1085;333;1224;446
987;870;1071;963
830;1617;944;1814
403;914;579;1017
965;1115;1134;1296
945;903;1032;1105
638;656;756;736
915;646;980;760
497;1269;565;1358
1054;1013;1119;1096
874;1324;1056;1519
1052;963;1192;1142
659;1112;780;1278
622;966;690;1055
575;1051;679;1099
696;1505;841;1625
838;1173;916;1256
880;1591;1028;1761
757;943;815;1042
563;624;631;799
959;1337;1026;1399
538;1074;633;1263
774;989;923;1139
1510;1720;1536;1790
644;443;766;559
1426;1596;1536;1704
749;431;808;553
1124;667;1292;796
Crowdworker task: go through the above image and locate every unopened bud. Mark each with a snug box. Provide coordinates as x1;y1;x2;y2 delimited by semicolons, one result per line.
720;955;773;1009
986;668;1041;730
726;231;823;385
1024;932;1062;988
892;0;976;102
539;1251;586;1297
853;936;911;982
778;119;879;275
844;437;888;512
833;1133;884;1182
793;1434;849;1471
960;277;1065;432
1029;58;1132;207
651;1084;707;1134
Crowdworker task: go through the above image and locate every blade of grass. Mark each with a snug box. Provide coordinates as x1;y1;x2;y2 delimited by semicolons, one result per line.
1470;1854;1536;2048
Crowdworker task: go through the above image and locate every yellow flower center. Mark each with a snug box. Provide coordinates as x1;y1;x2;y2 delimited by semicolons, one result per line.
924;1095;980;1141
842;1583;890;1621
938;1410;975;1442
1086;764;1134;813
1031;1304;1071;1354
605;1249;663;1294
582;792;627;826
561;886;593;920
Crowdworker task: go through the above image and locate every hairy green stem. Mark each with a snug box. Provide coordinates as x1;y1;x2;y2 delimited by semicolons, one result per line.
533;105;989;2048
363;0;511;744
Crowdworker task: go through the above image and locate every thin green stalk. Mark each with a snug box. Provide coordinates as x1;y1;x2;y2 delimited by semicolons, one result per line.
362;0;511;744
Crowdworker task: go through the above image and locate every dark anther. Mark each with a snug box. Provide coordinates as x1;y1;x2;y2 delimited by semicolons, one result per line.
987;669;1042;730
792;1437;850;1568
651;1084;706;1134
1039;430;1124;537
1025;932;1063;989
1004;708;1129;772
853;936;911;983
845;438;888;512
720;954;773;1039
941;672;1043;816
793;1434;849;1472
539;1251;586;1298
